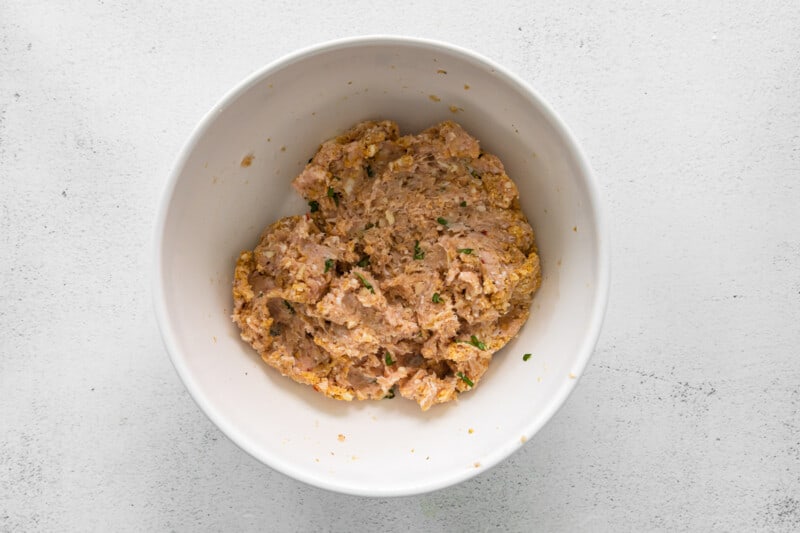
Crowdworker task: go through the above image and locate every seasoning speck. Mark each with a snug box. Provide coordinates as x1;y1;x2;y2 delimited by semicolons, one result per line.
240;154;254;167
457;335;486;351
355;272;374;293
337;434;345;442
468;428;474;434
457;372;474;387
413;240;425;260
327;186;340;207
436;69;447;74
429;94;441;102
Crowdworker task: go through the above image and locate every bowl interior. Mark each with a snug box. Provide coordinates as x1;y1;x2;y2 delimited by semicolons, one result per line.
156;38;605;496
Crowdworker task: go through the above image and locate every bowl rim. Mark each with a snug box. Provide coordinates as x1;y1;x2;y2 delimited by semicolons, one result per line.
152;34;610;497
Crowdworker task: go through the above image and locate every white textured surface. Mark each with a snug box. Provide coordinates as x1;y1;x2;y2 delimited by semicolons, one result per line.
1;1;798;530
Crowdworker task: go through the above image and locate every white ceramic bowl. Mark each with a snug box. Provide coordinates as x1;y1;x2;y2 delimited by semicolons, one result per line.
154;36;608;496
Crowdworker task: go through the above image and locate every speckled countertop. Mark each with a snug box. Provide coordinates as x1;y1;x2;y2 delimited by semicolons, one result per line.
2;2;799;531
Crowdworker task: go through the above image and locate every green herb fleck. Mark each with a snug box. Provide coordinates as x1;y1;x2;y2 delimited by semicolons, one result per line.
384;388;396;399
436;217;448;226
365;222;375;230
308;200;320;212
470;169;481;179
522;353;532;361
327;186;340;206
355;273;374;293
357;256;370;268
307;157;313;164
470;335;486;350
460;200;467;207
283;300;295;314
413;240;425;260
457;335;486;350
456;248;473;255
385;352;395;365
324;258;334;273
457;372;474;387
366;165;374;178
432;293;442;304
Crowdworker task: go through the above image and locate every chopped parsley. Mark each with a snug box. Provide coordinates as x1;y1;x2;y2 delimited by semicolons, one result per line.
436;217;448;226
355;272;374;293
432;293;442;304
366;165;374;178
308;200;320;212
457;372;474;387
522;353;532;361
283;300;295;314
413;240;425;260
385;352;395;365
456;248;473;255
460;200;467;207
327;186;340;206
357;255;370;268
470;169;481;179
365;222;375;230
457;335;486;350
307;157;313;164
324;258;334;273
384;388;396;399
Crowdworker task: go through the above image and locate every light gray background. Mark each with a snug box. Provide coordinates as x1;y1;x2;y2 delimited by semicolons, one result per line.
2;1;799;531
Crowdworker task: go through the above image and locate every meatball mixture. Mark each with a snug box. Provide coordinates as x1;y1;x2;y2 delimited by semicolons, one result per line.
233;120;541;410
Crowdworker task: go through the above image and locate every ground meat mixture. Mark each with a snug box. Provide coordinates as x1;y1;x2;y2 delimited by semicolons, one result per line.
232;120;541;410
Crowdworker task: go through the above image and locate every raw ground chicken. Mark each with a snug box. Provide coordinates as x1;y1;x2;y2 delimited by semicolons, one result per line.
232;120;541;410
